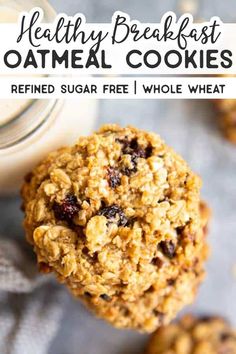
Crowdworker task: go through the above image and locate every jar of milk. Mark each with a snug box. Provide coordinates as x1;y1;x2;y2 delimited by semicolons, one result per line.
0;0;98;195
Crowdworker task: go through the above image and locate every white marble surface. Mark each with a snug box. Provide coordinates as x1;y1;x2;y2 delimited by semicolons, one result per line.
0;1;236;354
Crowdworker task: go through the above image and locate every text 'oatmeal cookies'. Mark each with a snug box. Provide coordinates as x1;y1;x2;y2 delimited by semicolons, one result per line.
146;314;236;354
21;124;210;332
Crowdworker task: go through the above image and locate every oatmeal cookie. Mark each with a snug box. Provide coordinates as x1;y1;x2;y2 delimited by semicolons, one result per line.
214;99;236;144
21;124;210;332
146;314;236;354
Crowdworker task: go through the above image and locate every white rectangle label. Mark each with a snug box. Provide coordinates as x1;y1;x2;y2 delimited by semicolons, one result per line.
0;76;235;99
0;10;236;75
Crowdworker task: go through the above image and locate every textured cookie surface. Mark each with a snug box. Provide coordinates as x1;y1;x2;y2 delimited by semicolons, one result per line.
146;315;236;354
22;124;209;332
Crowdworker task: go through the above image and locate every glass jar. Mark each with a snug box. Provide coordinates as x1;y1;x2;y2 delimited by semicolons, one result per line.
0;0;57;126
0;0;98;195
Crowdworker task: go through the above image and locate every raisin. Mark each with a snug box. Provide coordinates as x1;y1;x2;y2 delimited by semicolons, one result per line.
38;262;52;274
98;204;128;226
100;294;111;302
145;285;155;293
82;247;89;255
20;202;25;212
167;278;176;286
145;145;153;158
121;156;138;176
159;240;176;258
220;333;232;342
82;247;98;263
122;138;138;154
53;194;80;223
126;217;137;227
107;167;121;188
176;226;185;235
118;138;153;176
151;257;163;268
73;225;86;239
84;291;92;298
116;137;135;154
153;310;165;324
135;146;148;158
90;252;98;263
121;306;130;316
120;138;152;158
200;316;213;323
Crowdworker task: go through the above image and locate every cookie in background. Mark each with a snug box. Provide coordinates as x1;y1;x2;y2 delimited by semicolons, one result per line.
145;314;236;354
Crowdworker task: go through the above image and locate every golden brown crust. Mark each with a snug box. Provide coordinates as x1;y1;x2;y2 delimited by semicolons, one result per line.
21;124;209;332
146;314;236;354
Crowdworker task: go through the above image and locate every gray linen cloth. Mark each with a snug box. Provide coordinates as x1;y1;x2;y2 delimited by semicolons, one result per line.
0;239;66;354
